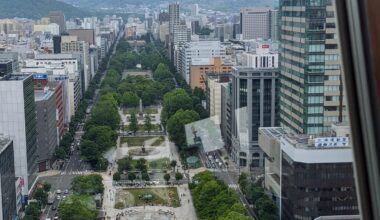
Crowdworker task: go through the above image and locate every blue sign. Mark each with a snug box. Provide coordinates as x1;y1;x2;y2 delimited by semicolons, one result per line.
32;74;48;80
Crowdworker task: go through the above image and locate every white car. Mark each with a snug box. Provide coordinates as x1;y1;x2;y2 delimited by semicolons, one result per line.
56;189;61;194
57;195;61;200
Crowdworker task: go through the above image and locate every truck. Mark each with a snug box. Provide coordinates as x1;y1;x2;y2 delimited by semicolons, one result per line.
47;192;55;205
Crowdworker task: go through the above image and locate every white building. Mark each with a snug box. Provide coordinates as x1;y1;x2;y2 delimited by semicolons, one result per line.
242;42;279;68
178;41;226;83
0;74;38;196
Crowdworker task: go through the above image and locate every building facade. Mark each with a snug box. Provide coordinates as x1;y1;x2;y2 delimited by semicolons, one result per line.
48;11;66;34
230;67;279;170
169;2;180;35
179;41;226;84
0;137;17;220
35;89;57;172
0;74;38;196
240;7;278;40
279;0;347;134
190;57;232;90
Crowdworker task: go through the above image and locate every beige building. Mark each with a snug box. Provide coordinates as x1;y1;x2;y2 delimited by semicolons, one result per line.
189;57;232;90
206;75;229;125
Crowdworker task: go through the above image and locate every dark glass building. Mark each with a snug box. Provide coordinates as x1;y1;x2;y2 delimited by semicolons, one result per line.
230;67;279;170
0;137;17;220
281;132;359;220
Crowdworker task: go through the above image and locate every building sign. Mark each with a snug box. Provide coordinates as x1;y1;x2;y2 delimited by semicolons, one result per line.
314;137;349;148
32;74;48;80
262;44;270;48
54;76;69;80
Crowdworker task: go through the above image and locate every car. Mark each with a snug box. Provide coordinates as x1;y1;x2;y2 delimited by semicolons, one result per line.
52;206;57;210
63;195;66;199
54;216;58;220
64;189;69;194
56;189;61;194
57;195;61;200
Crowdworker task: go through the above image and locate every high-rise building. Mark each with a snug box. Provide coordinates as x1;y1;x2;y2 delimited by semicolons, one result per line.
258;123;359;220
67;29;95;45
35;89;57;172
159;11;170;24
0;137;17;220
191;4;199;17
205;73;230;125
169;1;180;35
178;41;226;84
48;11;66;34
240;7;278;40
279;0;346;135
230;67;279;170
0;74;38;196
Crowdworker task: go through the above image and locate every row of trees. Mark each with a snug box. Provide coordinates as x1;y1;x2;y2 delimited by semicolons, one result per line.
23;183;51;220
79;39;128;170
190;171;251;220
238;173;278;220
58;174;104;220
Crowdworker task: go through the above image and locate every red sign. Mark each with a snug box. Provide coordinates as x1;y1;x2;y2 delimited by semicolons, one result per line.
262;44;269;48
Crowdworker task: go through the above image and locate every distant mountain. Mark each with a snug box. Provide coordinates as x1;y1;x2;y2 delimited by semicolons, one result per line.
59;0;279;12
0;0;92;19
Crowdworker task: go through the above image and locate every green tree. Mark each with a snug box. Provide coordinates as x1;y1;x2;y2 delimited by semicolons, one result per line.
23;202;40;220
34;188;48;207
136;158;147;171
170;160;177;171
161;89;193;126
129;111;138;134
80;140;101;166
128;172;137;181
167;110;200;148
83;125;117;150
113;172;121;181
144;113;153;132
43;182;51;192
117;156;132;172
141;171;150;181
218;211;251;220
175;172;183;182
255;196;278;220
121;92;139;108
71;174;104;195
164;173;171;183
59;195;98;220
238;172;249;193
54;147;66;159
91;95;120;130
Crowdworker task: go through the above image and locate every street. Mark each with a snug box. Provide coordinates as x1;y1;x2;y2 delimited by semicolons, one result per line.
39;27;125;219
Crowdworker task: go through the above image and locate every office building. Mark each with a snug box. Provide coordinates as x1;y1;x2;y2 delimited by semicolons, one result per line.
0;52;19;72
169;1;180;34
48;81;65;144
221;83;233;152
205;74;230;125
159;22;169;43
0;74;38;197
61;35;90;93
279;0;347;134
0;60;13;78
190;57;232;90
48;11;66;34
67;29;95;45
159;11;170;24
240;7;278;40
0;137;17;220
191;4;199;17
35;89;57;172
230;67;279;170
242;42;279;68
178;41;226;84
259;123;358;220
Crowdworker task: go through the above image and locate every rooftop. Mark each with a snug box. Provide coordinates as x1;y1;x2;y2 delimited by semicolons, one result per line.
0;73;31;81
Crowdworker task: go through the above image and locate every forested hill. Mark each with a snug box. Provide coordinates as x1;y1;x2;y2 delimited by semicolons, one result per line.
0;0;92;19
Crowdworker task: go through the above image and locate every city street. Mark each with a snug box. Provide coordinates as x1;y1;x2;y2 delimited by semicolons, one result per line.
38;28;125;219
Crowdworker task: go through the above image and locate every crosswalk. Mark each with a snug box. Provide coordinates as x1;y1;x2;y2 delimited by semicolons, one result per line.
60;170;93;175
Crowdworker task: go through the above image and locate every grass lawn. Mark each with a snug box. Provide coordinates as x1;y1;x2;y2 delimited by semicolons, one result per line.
148;157;170;170
61;194;96;210
115;187;180;208
121;136;157;146
151;136;165;146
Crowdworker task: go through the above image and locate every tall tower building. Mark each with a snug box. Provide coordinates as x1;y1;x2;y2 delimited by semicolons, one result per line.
240;7;278;40
0;74;38;196
169;1;180;35
48;11;66;34
279;0;346;135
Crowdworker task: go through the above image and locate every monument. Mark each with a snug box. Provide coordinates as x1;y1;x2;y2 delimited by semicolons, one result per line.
139;98;144;119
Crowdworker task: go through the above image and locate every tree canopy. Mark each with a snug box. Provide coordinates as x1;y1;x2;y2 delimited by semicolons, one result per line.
167;109;200;148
